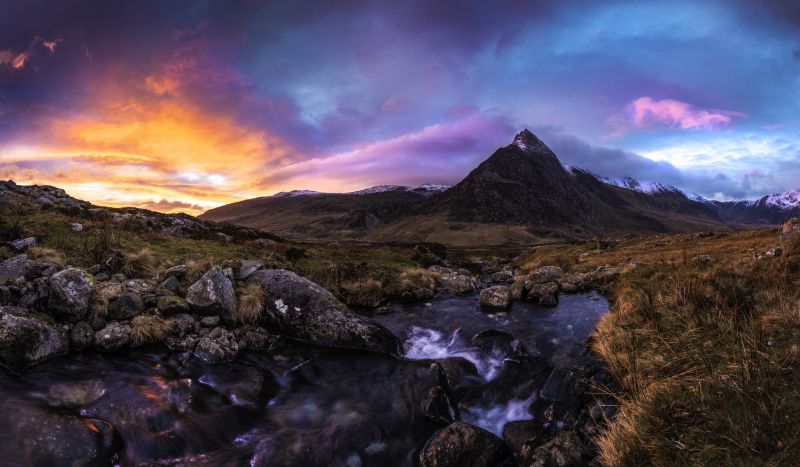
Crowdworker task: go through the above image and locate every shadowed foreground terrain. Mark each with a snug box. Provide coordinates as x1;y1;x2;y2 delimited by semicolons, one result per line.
1;180;798;465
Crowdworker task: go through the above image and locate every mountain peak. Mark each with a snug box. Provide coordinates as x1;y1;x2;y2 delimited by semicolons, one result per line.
511;128;551;155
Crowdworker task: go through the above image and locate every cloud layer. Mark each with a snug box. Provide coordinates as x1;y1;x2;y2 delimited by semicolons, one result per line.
1;0;800;212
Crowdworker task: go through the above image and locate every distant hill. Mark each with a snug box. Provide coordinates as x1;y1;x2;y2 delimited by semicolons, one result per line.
202;130;729;246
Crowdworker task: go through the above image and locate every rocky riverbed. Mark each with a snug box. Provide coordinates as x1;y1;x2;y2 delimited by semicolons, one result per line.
0;244;619;466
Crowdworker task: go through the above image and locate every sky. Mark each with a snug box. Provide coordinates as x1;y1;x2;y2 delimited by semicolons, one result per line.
2;0;800;214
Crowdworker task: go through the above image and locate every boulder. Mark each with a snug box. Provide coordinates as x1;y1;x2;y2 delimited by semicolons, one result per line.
526;282;559;305
94;322;131;352
0;402;118;466
471;329;528;360
484;270;514;284
168;313;195;337
419;421;513;467
0;306;69;373
503;419;545;457
157;293;188;315
509;276;526;300
9;237;36;252
246;269;401;356
521;431;587;467
538;294;558;306
186;265;237;324
106;292;144;320
48;268;94;322
162;264;188;281
193;330;239;364
71;223;83;232
537;265;564;282
0;255;55;281
237;259;265;281
437;272;476;294
479;285;511;309
70;320;94;351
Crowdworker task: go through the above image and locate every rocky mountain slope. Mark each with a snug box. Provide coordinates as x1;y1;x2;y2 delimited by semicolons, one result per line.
202;130;727;245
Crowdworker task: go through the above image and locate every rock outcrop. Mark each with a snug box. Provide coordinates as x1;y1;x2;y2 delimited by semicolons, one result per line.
247;269;402;356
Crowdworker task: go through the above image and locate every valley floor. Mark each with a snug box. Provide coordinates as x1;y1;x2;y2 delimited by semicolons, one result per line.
2;186;798;465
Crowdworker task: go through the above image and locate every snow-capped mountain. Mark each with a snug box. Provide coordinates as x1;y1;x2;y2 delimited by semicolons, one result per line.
273;184;451;198
597;175;681;195
747;189;800;208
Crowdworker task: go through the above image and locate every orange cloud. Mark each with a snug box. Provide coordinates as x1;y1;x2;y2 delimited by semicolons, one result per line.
0;98;295;214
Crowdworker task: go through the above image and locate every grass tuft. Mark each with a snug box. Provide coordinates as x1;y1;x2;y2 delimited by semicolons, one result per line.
122;248;156;278
130;314;171;346
237;283;264;325
27;246;66;268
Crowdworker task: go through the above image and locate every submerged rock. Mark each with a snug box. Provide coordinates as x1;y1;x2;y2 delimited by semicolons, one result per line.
48;268;94;322
419;421;513;467
0;306;69;373
186;265;237;324
0;400;118;466
247;269;401;356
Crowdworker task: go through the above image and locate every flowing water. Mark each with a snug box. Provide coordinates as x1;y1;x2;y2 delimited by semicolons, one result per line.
0;293;608;466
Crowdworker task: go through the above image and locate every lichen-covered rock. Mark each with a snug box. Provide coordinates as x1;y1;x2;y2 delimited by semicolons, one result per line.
70;320;94;351
437;273;476;294
0;307;68;373
106;292;144;320
247;269;401;356
48;268;94;322
526;282;559;306
193;329;238;364
157;293;188;315
9;237;36;252
479;285;511;308
186;265;237;324
419;421;513;467
0;255;55;281
94;322;131;352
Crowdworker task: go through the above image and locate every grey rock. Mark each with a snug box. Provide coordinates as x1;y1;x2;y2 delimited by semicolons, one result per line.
94;322;131;352
48;268;94;322
70;320;94;351
163;264;188;281
237;259;265;281
247;269;401;356
186;265;237;324
419;421;513;467
106;292;144;320
0;306;69;373
193;329;238;364
0;255;55;281
200;316;220;328
479;285;511;308
437;272;476;294
169;313;195;337
71;223;83;232
9;237;37;252
157;294;188;315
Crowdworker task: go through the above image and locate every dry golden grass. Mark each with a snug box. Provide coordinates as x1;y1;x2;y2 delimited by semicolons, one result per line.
186;258;214;283
27;246;66;268
584;229;800;465
340;278;383;307
130;314;171;346
122;248;156;278
237;283;264;325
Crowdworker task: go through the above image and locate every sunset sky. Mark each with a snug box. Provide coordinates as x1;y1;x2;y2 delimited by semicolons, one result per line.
2;0;800;214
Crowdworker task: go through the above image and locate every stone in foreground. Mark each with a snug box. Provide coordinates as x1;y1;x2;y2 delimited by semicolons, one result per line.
186;265;237;324
48;267;94;322
247;269;401;356
419;421;513;467
0;306;69;373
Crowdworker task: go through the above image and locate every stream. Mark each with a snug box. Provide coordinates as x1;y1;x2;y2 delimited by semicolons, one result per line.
0;292;608;466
